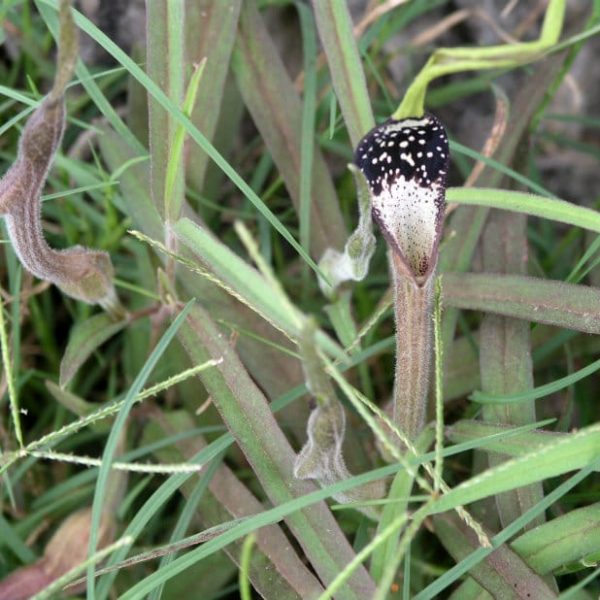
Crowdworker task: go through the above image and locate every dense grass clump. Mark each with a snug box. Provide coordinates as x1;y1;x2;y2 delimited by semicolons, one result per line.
0;1;599;598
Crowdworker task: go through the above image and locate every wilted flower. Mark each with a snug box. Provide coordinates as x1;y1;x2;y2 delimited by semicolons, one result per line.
0;1;123;318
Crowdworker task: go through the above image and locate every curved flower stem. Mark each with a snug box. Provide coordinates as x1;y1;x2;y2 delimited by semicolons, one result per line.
391;258;435;441
393;0;566;119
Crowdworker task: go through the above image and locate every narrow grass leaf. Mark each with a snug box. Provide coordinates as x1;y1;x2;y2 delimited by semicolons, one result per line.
449;142;557;199
146;0;185;218
447;187;600;234
443;272;600;334
185;0;242;192
312;0;374;145
296;2;318;257
87;300;195;598
472;355;600;404
164;58;206;223
0;297;22;446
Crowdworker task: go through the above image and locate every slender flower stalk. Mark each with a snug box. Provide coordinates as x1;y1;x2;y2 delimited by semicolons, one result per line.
354;114;449;441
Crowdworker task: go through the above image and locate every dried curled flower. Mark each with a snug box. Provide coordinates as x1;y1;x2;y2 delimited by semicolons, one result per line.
354;114;449;284
294;319;384;514
0;98;121;315
0;0;123;317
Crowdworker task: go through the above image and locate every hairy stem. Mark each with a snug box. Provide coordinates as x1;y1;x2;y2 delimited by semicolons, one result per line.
392;255;435;441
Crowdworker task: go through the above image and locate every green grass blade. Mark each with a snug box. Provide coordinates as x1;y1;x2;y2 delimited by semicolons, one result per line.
185;0;242;193
296;2;318;258
147;0;186;219
472;355;600;405
37;0;324;277
0;298;22;447
87;300;195;598
442;273;600;334
449;141;557;199
232;0;347;257
447;187;600;234
312;0;374;145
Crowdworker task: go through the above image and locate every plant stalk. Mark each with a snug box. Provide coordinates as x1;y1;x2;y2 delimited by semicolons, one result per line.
391;253;435;442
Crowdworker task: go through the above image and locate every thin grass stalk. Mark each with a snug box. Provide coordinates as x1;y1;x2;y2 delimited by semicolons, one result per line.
392;267;435;441
145;0;184;220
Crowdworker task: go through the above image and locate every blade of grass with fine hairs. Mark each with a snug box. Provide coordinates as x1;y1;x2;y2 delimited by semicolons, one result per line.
185;0;242;194
434;512;556;599
480;210;547;533
177;304;377;599
442;272;600;334
311;0;374;145
232;0;347;257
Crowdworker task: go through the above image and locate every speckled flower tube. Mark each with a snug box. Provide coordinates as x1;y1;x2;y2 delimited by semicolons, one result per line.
354;114;449;442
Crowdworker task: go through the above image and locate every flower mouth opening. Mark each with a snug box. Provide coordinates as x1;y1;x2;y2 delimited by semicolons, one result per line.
354;114;449;283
